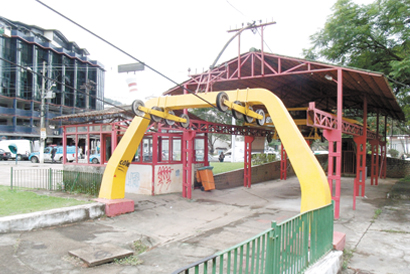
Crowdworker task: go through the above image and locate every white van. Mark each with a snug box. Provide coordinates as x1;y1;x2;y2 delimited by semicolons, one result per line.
0;139;34;160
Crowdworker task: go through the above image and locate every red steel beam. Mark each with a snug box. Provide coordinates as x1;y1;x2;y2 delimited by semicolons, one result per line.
307;102;379;139
186;52;338;93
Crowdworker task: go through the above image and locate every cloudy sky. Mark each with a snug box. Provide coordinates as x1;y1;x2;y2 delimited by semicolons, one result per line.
2;0;373;104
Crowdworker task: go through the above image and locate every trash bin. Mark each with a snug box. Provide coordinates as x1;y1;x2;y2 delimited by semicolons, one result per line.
196;166;215;191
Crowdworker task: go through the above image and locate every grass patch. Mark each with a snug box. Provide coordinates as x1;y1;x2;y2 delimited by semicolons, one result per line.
399;175;410;182
342;248;355;270
0;185;92;217
114;255;143;266
133;240;148;254
371;208;382;223
114;240;147;266
373;208;382;219
209;162;245;175
381;229;410;234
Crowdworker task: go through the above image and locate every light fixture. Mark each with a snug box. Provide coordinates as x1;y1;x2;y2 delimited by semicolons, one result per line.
324;74;333;81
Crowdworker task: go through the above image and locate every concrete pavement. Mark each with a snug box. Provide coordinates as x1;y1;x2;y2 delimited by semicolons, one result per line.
0;160;409;273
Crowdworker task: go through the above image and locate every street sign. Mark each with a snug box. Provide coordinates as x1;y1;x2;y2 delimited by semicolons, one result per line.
41;128;47;139
118;63;145;73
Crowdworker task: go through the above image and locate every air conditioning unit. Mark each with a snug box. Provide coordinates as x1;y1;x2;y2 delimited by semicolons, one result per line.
0;27;11;38
45;91;56;99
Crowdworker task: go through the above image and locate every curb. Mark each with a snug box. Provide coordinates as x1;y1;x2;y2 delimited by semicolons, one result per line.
304;250;343;274
0;203;105;234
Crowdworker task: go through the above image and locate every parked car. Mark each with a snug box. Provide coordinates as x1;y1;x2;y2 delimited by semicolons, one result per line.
29;146;78;163
0;149;11;161
89;154;100;164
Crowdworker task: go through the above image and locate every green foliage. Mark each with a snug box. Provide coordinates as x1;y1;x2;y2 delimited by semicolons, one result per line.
304;0;410;130
62;171;103;196
388;148;399;158
372;208;382;223
0;185;91;217
251;153;277;165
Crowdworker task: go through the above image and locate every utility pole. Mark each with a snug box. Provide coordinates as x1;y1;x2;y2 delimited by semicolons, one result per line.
39;61;46;164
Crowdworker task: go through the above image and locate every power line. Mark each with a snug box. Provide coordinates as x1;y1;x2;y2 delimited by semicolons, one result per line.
224;1;275;54
226;0;246;16
0;56;143;119
34;0;218;111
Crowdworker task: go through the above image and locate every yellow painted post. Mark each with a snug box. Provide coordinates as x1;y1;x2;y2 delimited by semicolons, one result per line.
98;116;150;199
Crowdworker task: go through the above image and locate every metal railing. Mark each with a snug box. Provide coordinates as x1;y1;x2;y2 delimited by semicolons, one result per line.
9;168;103;196
172;203;334;274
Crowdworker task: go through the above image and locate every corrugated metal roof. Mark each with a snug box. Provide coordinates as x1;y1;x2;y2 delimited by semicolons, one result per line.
55;52;405;123
164;52;404;121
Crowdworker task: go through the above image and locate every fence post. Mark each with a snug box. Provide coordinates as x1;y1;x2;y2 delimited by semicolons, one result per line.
265;221;277;274
10;167;13;191
49;168;52;190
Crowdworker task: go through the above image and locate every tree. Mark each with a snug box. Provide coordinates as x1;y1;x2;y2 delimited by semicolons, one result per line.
189;107;233;154
304;0;410;130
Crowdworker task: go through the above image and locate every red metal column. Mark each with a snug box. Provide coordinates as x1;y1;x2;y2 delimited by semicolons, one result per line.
244;136;254;188
353;95;367;209
370;140;379;186
112;123;118;151
379;141;387;179
370;111;380;186
204;133;209;166
151;134;158;196
324;68;343;219
182;130;196;199
280;143;287;180
380;116;387;179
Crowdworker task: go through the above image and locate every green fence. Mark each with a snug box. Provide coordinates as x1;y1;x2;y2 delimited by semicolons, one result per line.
172;203;334;274
9;168;103;196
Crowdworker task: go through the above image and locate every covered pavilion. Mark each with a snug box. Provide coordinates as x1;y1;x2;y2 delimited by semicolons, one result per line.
161;49;404;218
55;49;404;219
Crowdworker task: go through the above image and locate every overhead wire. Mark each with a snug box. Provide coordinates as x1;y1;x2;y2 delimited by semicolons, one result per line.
0;56;149;121
225;0;275;54
34;0;218;112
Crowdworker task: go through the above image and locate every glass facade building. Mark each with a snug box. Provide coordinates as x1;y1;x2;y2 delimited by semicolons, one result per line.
0;16;105;143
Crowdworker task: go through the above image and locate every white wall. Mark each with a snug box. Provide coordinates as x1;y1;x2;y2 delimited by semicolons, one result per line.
125;163;201;195
125;164;152;195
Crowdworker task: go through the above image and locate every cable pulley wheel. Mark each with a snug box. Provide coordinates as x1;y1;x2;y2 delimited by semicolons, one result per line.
266;134;273;143
216;92;229;112
165;110;176;126
180;113;190;128
232;101;244;120
151;106;164;123
256;109;265;126
244;105;254;123
131;100;145;117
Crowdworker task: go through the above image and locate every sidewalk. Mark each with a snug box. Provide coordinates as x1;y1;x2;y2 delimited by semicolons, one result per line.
0;175;409;273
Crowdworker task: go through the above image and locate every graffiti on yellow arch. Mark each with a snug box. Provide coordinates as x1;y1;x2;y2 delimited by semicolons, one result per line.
98;88;331;213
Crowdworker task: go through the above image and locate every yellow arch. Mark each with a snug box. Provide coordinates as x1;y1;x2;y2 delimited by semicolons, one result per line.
99;88;331;212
